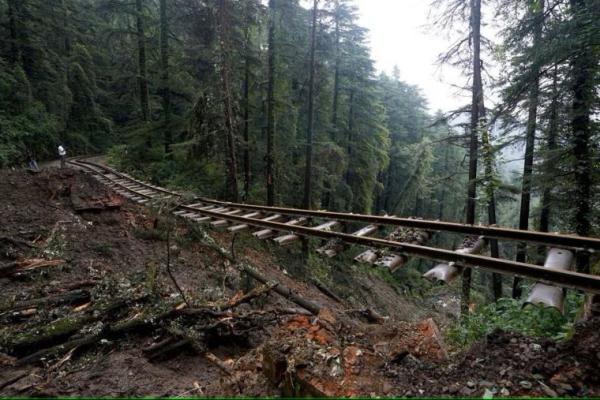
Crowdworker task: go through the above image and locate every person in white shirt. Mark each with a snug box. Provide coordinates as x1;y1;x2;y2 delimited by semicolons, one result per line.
58;145;66;168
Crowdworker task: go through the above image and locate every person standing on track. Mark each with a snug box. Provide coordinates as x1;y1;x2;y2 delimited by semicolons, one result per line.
57;144;67;168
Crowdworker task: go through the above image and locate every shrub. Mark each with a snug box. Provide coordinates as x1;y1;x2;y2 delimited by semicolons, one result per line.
446;293;584;348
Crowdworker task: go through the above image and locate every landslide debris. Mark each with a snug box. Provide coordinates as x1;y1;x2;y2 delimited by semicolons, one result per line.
0;167;598;397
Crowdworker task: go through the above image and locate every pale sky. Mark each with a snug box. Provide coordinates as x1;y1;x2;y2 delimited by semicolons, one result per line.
354;0;466;113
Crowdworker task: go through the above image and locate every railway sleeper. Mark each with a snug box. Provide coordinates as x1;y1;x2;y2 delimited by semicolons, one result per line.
210;210;245;228
252;215;285;240
273;220;339;246
226;212;263;233
423;236;486;283
524;248;574;313
355;226;432;271
318;224;378;258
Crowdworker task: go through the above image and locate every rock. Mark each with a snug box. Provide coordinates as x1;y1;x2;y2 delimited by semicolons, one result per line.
479;380;494;388
448;384;460;394
539;381;558;398
519;380;533;389
510;338;517;344
500;388;510;396
532;373;544;380
460;387;475;396
382;381;394;395
467;381;476;388
558;383;573;392
483;388;494;399
530;343;541;351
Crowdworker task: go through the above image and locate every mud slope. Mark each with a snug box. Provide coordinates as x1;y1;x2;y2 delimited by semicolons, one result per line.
0;168;598;397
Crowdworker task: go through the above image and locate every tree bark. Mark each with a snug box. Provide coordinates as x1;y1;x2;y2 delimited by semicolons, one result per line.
331;0;341;138
569;0;594;274
266;0;276;206
462;0;483;314
7;0;20;65
242;3;252;200
159;0;172;153
344;89;354;187
0;289;90;313
513;0;544;299
539;65;559;235
217;0;239;202
303;0;318;210
135;0;150;124
481;125;502;301
438;145;449;220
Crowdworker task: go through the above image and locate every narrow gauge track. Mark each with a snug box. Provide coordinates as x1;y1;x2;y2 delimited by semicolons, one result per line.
69;158;600;294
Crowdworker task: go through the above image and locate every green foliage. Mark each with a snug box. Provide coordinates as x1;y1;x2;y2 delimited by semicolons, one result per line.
447;294;585;348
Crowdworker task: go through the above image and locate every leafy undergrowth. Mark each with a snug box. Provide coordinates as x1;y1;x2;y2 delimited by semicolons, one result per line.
447;294;585;348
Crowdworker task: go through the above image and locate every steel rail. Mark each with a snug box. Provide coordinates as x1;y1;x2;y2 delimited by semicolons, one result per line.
70;160;600;294
73;158;600;251
175;203;600;294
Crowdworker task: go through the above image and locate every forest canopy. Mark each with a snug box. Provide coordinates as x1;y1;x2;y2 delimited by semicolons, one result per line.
0;0;598;289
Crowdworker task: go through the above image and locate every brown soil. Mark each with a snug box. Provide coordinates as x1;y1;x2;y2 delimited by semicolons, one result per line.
0;167;598;397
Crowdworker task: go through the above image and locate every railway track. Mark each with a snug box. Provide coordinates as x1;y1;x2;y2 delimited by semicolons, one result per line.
68;158;600;295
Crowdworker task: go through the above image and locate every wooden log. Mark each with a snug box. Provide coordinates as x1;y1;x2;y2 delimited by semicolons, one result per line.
423;236;486;283
0;258;65;278
51;279;99;293
345;307;387;324
16;302;179;365
312;280;342;303
241;265;320;315
0;236;37;249
6;294;148;356
189;227;322;315
180;282;278;315
0;289;90;313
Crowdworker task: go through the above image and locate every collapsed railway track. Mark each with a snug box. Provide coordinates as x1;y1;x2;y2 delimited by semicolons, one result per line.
68;158;600;295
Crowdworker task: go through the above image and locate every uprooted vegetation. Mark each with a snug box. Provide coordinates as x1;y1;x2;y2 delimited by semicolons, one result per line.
0;168;598;397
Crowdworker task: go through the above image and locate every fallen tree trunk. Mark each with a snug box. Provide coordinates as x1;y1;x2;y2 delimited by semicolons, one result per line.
16;302;175;365
15;284;287;365
0;289;90;313
194;228;322;315
312;279;343;303
241;265;320;315
0;236;37;249
6;294;148;356
0;258;65;278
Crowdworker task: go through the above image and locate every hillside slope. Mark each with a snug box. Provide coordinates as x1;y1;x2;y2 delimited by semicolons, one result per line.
0;168;598;397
